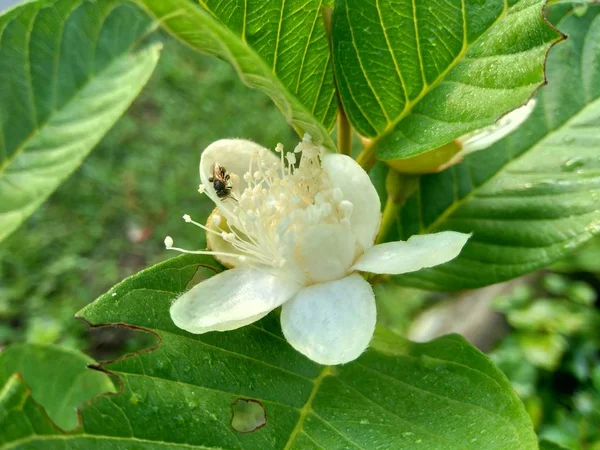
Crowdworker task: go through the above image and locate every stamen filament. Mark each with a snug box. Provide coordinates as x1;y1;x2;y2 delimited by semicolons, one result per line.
184;214;275;265
185;216;222;237
166;246;254;263
169;135;345;276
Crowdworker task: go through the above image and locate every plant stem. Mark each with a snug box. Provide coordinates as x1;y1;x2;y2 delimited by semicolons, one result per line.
337;109;352;156
375;170;420;244
376;195;399;245
323;7;353;157
356;142;377;172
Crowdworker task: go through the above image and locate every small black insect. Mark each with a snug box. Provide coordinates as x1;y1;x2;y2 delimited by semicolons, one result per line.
209;162;232;198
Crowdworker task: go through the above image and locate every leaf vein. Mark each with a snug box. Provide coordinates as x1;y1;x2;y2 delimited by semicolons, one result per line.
310;412;366;450
119;371;298;410
424;96;600;234
354;362;523;446
375;0;408;103
272;0;286;72
24;5;40;128
344;3;390;123
295;0;322;95
334;377;452;445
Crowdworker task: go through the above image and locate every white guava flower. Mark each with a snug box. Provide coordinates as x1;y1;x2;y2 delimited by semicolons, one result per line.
439;99;536;171
165;135;470;365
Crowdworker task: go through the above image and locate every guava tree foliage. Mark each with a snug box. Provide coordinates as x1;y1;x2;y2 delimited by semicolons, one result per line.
1;0;599;449
388;3;600;290
2;256;538;449
0;0;161;242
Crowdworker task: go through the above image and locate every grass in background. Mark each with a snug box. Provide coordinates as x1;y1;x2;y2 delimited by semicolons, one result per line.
0;37;297;353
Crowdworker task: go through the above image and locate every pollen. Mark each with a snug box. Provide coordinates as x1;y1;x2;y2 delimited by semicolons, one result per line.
214;134;353;272
166;135;355;276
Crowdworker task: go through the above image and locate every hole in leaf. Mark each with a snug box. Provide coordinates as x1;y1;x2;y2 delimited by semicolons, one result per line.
231;398;266;433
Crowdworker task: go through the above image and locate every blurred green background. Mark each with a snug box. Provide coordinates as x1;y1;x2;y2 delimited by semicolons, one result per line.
0;37;297;354
0;36;598;450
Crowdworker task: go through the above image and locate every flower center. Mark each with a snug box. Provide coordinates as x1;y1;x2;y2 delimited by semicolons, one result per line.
165;135;355;280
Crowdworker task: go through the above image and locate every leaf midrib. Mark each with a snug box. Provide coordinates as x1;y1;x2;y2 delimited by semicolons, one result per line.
0;364;335;450
146;0;335;147
119;323;529;448
0;1;137;176
282;365;332;450
353;0;510;141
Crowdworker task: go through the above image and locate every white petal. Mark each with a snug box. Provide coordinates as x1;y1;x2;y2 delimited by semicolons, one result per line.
170;267;301;334
352;231;471;275
321;153;381;251
281;274;376;365
199;139;279;213
458;99;536;154
294;223;357;284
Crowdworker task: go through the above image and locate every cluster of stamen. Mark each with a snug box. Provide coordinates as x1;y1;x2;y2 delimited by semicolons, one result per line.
165;135;354;272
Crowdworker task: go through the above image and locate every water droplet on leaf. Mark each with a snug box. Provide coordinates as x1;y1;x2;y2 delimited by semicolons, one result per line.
562;156;586;171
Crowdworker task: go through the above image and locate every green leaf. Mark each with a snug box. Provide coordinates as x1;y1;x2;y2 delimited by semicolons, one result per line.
0;0;161;244
539;440;570;450
552;236;600;273
388;5;600;290
518;332;567;371
507;298;591;335
333;0;562;159
0;254;535;448
0;375;63;447
134;0;337;149
0;343;115;431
